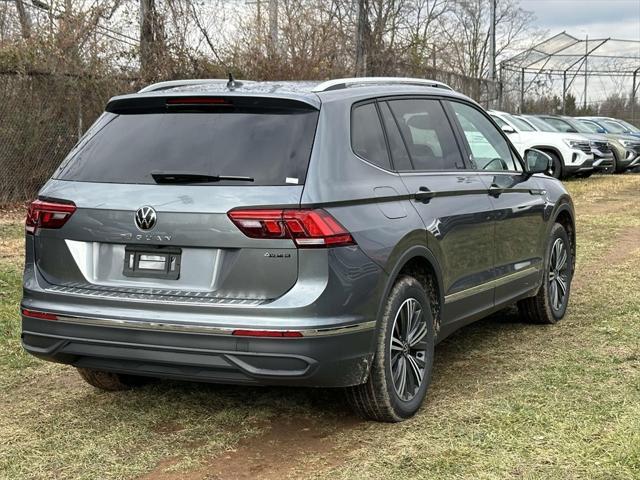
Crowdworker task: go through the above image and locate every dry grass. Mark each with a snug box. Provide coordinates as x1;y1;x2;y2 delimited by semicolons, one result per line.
0;175;639;479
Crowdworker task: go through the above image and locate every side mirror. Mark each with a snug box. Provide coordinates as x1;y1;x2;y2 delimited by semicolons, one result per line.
501;125;516;134
597;127;606;134
524;148;551;175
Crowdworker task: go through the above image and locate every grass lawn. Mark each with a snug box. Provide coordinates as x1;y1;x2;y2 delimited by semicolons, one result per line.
0;175;639;480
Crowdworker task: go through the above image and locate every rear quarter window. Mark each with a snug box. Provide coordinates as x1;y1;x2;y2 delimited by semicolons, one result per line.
351;103;392;170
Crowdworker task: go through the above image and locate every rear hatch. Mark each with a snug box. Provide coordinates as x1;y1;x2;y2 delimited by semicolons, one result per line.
32;94;320;302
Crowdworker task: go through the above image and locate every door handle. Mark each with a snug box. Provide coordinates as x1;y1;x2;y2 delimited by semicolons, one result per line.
414;186;436;203
488;185;505;198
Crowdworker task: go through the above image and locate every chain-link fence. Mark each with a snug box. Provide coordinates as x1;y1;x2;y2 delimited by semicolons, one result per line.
0;73;136;204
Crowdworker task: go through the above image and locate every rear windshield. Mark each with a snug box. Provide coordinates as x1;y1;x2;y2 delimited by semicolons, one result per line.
55;107;319;186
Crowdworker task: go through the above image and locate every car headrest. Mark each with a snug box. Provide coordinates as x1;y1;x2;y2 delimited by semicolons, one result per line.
406;114;434;130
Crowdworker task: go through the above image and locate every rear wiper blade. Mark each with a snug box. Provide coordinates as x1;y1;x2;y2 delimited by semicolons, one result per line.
151;171;254;184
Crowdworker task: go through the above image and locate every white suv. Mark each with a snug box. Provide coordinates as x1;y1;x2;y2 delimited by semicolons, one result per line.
489;110;594;179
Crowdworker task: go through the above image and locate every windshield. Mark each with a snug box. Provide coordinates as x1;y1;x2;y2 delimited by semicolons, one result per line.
540;117;575;133
618;119;639;132
578;120;602;133
504;114;535;132
527;116;559;132
602;120;627;133
55;108;319;186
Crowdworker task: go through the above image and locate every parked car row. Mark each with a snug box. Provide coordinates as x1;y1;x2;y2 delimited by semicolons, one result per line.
488;110;640;179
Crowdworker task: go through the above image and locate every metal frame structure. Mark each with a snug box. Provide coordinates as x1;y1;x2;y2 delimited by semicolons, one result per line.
500;32;640;115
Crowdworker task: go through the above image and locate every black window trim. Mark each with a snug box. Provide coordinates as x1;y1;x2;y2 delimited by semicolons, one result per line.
444;99;525;174
377;95;469;174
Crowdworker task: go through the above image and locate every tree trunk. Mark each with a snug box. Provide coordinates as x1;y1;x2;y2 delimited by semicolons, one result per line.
14;0;32;39
140;0;164;81
354;0;367;77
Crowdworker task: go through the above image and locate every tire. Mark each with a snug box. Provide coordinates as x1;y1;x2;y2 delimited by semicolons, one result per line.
546;151;564;179
76;367;149;391
612;150;625;174
611;150;619;173
346;275;435;422
518;223;573;324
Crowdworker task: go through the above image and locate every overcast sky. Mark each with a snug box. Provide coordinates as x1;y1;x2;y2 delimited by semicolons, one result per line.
520;0;640;41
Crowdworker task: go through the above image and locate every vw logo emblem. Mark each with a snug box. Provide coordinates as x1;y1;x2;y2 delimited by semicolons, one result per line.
135;206;157;230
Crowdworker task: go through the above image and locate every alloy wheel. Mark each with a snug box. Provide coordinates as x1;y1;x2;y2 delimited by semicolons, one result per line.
390;298;428;401
548;238;570;311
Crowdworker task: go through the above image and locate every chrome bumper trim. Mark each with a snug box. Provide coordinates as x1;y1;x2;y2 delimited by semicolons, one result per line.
25;313;377;338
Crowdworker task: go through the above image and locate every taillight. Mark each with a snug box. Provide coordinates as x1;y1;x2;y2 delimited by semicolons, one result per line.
25;199;76;234
228;209;355;248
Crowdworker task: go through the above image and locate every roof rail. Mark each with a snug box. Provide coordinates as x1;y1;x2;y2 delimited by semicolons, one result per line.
312;77;453;92
138;79;252;93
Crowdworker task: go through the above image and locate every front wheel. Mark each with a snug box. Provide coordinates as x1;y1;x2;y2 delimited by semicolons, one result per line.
518;223;573;324
546;151;564;179
346;275;435;422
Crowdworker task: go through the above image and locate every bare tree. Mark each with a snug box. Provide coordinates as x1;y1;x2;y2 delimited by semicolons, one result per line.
439;0;533;80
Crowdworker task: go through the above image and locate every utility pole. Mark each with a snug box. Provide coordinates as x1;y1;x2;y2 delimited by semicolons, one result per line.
488;0;496;108
354;0;367;77
14;0;32;39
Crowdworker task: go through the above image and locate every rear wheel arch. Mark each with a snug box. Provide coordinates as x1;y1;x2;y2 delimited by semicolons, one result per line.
532;145;563;161
379;246;444;337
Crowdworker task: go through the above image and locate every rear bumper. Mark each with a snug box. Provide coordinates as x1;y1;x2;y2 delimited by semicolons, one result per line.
21;239;384;387
21;314;374;387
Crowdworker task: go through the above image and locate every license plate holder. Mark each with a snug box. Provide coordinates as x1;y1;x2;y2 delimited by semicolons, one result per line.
123;245;181;280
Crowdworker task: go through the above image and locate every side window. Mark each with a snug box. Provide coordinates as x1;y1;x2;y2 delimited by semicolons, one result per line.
449;102;520;172
378;102;413;171
387;99;464;171
351;103;391;170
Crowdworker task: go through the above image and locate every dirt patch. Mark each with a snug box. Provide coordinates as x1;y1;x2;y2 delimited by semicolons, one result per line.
573;180;640;216
573;226;640;290
139;416;363;480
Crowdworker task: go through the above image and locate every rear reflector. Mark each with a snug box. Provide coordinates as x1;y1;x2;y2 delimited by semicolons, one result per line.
21;308;58;321
227;209;355;248
232;329;303;338
25;199;76;234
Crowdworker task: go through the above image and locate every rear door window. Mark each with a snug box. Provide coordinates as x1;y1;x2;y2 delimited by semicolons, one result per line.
378;102;413;171
386;99;464;171
55;104;319;186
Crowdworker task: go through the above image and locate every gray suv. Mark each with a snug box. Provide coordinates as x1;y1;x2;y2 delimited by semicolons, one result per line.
21;77;575;422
